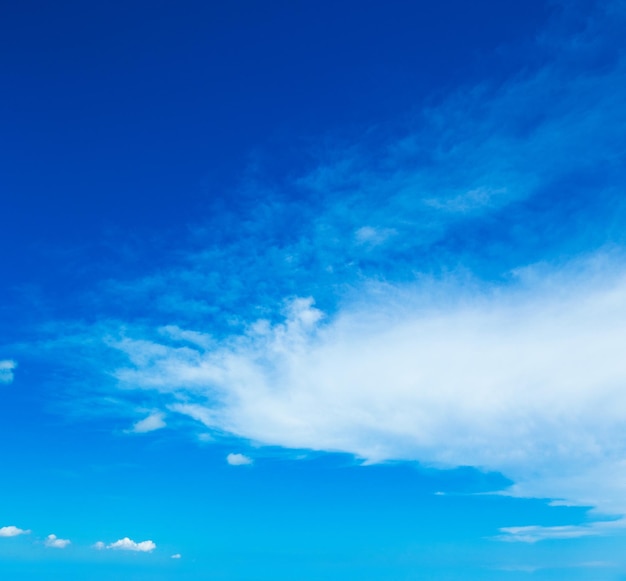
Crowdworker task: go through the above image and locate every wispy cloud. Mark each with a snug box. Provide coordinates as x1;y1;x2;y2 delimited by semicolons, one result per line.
94;537;156;552
226;453;253;466
129;411;166;434
36;0;626;535
44;534;71;548
497;518;626;543
111;262;626;517
0;360;16;384
496;561;615;572
171;553;181;559
0;525;30;537
92;2;626;338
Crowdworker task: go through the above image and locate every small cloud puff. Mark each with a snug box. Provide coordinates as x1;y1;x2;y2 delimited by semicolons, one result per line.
130;412;166;433
171;553;182;559
0;525;30;537
354;225;396;246
44;534;70;549
226;453;253;466
0;360;16;384
95;537;156;552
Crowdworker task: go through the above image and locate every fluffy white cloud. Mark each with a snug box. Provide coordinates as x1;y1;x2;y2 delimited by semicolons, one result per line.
129;412;166;433
226;453;253;466
112;261;626;524
171;553;181;559
0;525;30;537
44;534;71;548
104;537;156;552
0;360;16;384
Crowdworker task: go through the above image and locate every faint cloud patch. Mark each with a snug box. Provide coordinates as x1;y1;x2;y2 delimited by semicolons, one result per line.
44;534;70;549
354;226;396;246
129;412;166;434
496;519;626;543
226;453;253;466
0;360;16;384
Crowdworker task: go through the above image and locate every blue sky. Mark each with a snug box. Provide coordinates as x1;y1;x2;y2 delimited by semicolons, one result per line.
2;0;626;579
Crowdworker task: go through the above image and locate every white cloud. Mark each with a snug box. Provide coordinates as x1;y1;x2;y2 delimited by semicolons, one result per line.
171;553;181;559
93;541;106;550
496;562;616;573
354;226;396;246
226;453;253;466
0;360;16;384
497;519;626;543
129;412;166;433
62;1;626;540
113;261;626;522
105;537;156;552
0;525;30;537
44;534;71;549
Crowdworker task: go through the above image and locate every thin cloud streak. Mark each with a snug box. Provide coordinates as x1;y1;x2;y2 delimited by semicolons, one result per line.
497;519;626;543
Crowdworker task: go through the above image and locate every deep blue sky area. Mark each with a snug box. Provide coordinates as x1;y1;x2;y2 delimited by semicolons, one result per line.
1;0;553;336
1;0;548;269
3;1;626;579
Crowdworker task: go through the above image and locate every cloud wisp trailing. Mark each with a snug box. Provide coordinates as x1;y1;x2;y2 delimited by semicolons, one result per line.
497;519;626;544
